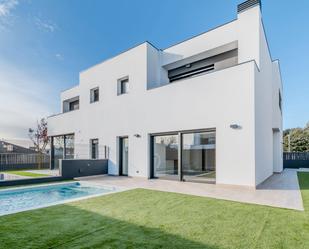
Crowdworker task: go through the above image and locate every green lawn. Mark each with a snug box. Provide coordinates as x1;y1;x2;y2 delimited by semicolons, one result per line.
0;173;309;249
3;170;50;177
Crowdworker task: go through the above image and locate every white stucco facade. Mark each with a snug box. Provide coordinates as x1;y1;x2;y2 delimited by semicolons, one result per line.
48;0;283;187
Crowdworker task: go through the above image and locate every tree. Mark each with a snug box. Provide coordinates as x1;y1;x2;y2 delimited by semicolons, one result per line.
283;122;309;152
28;118;49;169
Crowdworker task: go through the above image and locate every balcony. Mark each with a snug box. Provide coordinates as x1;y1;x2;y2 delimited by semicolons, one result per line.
63;96;79;113
47;109;80;137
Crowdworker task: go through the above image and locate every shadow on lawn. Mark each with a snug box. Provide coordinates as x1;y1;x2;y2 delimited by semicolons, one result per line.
298;172;309;190
0;204;220;249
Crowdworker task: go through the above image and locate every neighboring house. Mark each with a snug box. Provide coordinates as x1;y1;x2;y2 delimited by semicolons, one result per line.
48;0;283;187
0;140;36;154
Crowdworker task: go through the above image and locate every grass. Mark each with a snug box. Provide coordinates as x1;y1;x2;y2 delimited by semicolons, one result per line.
0;173;309;249
2;170;50;178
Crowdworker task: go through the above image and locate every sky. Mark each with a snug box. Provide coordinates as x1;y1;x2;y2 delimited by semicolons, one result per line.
0;0;308;143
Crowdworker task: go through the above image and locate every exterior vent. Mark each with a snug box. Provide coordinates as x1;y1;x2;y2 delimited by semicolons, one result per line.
237;0;261;13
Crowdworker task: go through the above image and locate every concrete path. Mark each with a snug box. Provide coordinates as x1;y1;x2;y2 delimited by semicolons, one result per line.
25;169;60;176
0;169;60;181
0;172;29;181
77;169;304;211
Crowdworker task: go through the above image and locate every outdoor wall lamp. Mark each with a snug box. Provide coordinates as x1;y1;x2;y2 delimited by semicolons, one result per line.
230;124;242;129
134;134;141;138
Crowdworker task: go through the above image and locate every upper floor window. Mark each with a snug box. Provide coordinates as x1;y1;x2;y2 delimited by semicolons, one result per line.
167;48;237;83
168;63;214;82
90;87;99;103
118;77;129;95
69;100;79;111
63;96;79;113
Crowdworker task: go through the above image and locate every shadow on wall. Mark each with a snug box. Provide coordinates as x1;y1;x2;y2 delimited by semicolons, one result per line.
107;159;118;175
0;203;218;249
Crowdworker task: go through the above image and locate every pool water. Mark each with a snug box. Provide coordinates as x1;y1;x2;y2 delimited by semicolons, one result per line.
0;182;115;216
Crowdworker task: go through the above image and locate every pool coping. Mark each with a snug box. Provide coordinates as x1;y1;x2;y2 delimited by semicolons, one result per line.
0;175;68;188
0;181;129;217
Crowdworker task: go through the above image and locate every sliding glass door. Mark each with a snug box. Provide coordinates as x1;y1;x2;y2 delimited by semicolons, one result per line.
52;136;64;170
51;134;74;169
64;135;75;159
151;130;216;183
152;134;179;180
182;131;216;183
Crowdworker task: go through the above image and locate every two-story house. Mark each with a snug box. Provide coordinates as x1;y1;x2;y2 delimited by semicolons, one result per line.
48;0;283;187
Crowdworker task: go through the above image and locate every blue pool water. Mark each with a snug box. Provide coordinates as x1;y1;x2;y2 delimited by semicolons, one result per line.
0;182;115;216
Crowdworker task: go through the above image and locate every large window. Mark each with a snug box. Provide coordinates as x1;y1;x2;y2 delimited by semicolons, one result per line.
152;134;179;180
51;134;74;169
167;49;237;83
182;131;216;183
151;130;216;183
168;63;214;82
52;136;64;170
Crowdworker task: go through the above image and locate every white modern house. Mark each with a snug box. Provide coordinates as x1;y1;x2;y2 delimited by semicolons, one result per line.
48;0;283;187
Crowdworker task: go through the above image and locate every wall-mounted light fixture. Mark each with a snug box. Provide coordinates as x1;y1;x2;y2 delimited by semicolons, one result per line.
134;134;141;138
230;124;242;129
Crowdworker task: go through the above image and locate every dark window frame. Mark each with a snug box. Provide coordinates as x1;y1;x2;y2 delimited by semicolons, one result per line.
118;77;129;95
90;87;99;103
169;64;215;82
50;133;75;169
69;99;79;111
149;128;216;183
63;96;79;113
90;139;99;159
119;136;129;176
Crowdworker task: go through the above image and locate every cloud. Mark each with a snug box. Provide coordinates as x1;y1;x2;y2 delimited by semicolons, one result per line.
0;0;18;29
34;17;57;32
55;53;64;60
0;2;59;33
0;60;55;140
0;0;18;17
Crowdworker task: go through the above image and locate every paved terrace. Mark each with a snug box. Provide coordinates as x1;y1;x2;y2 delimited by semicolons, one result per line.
77;169;304;211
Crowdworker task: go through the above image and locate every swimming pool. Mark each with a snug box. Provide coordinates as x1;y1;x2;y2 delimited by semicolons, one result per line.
0;182;118;216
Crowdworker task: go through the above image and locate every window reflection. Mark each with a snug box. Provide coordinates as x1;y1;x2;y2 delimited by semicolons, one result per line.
182;132;216;183
65;135;74;159
51;134;74;169
153;135;178;180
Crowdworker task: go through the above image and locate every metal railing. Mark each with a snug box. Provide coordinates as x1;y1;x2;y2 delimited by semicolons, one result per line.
283;152;309;169
283;152;309;161
0;153;50;171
